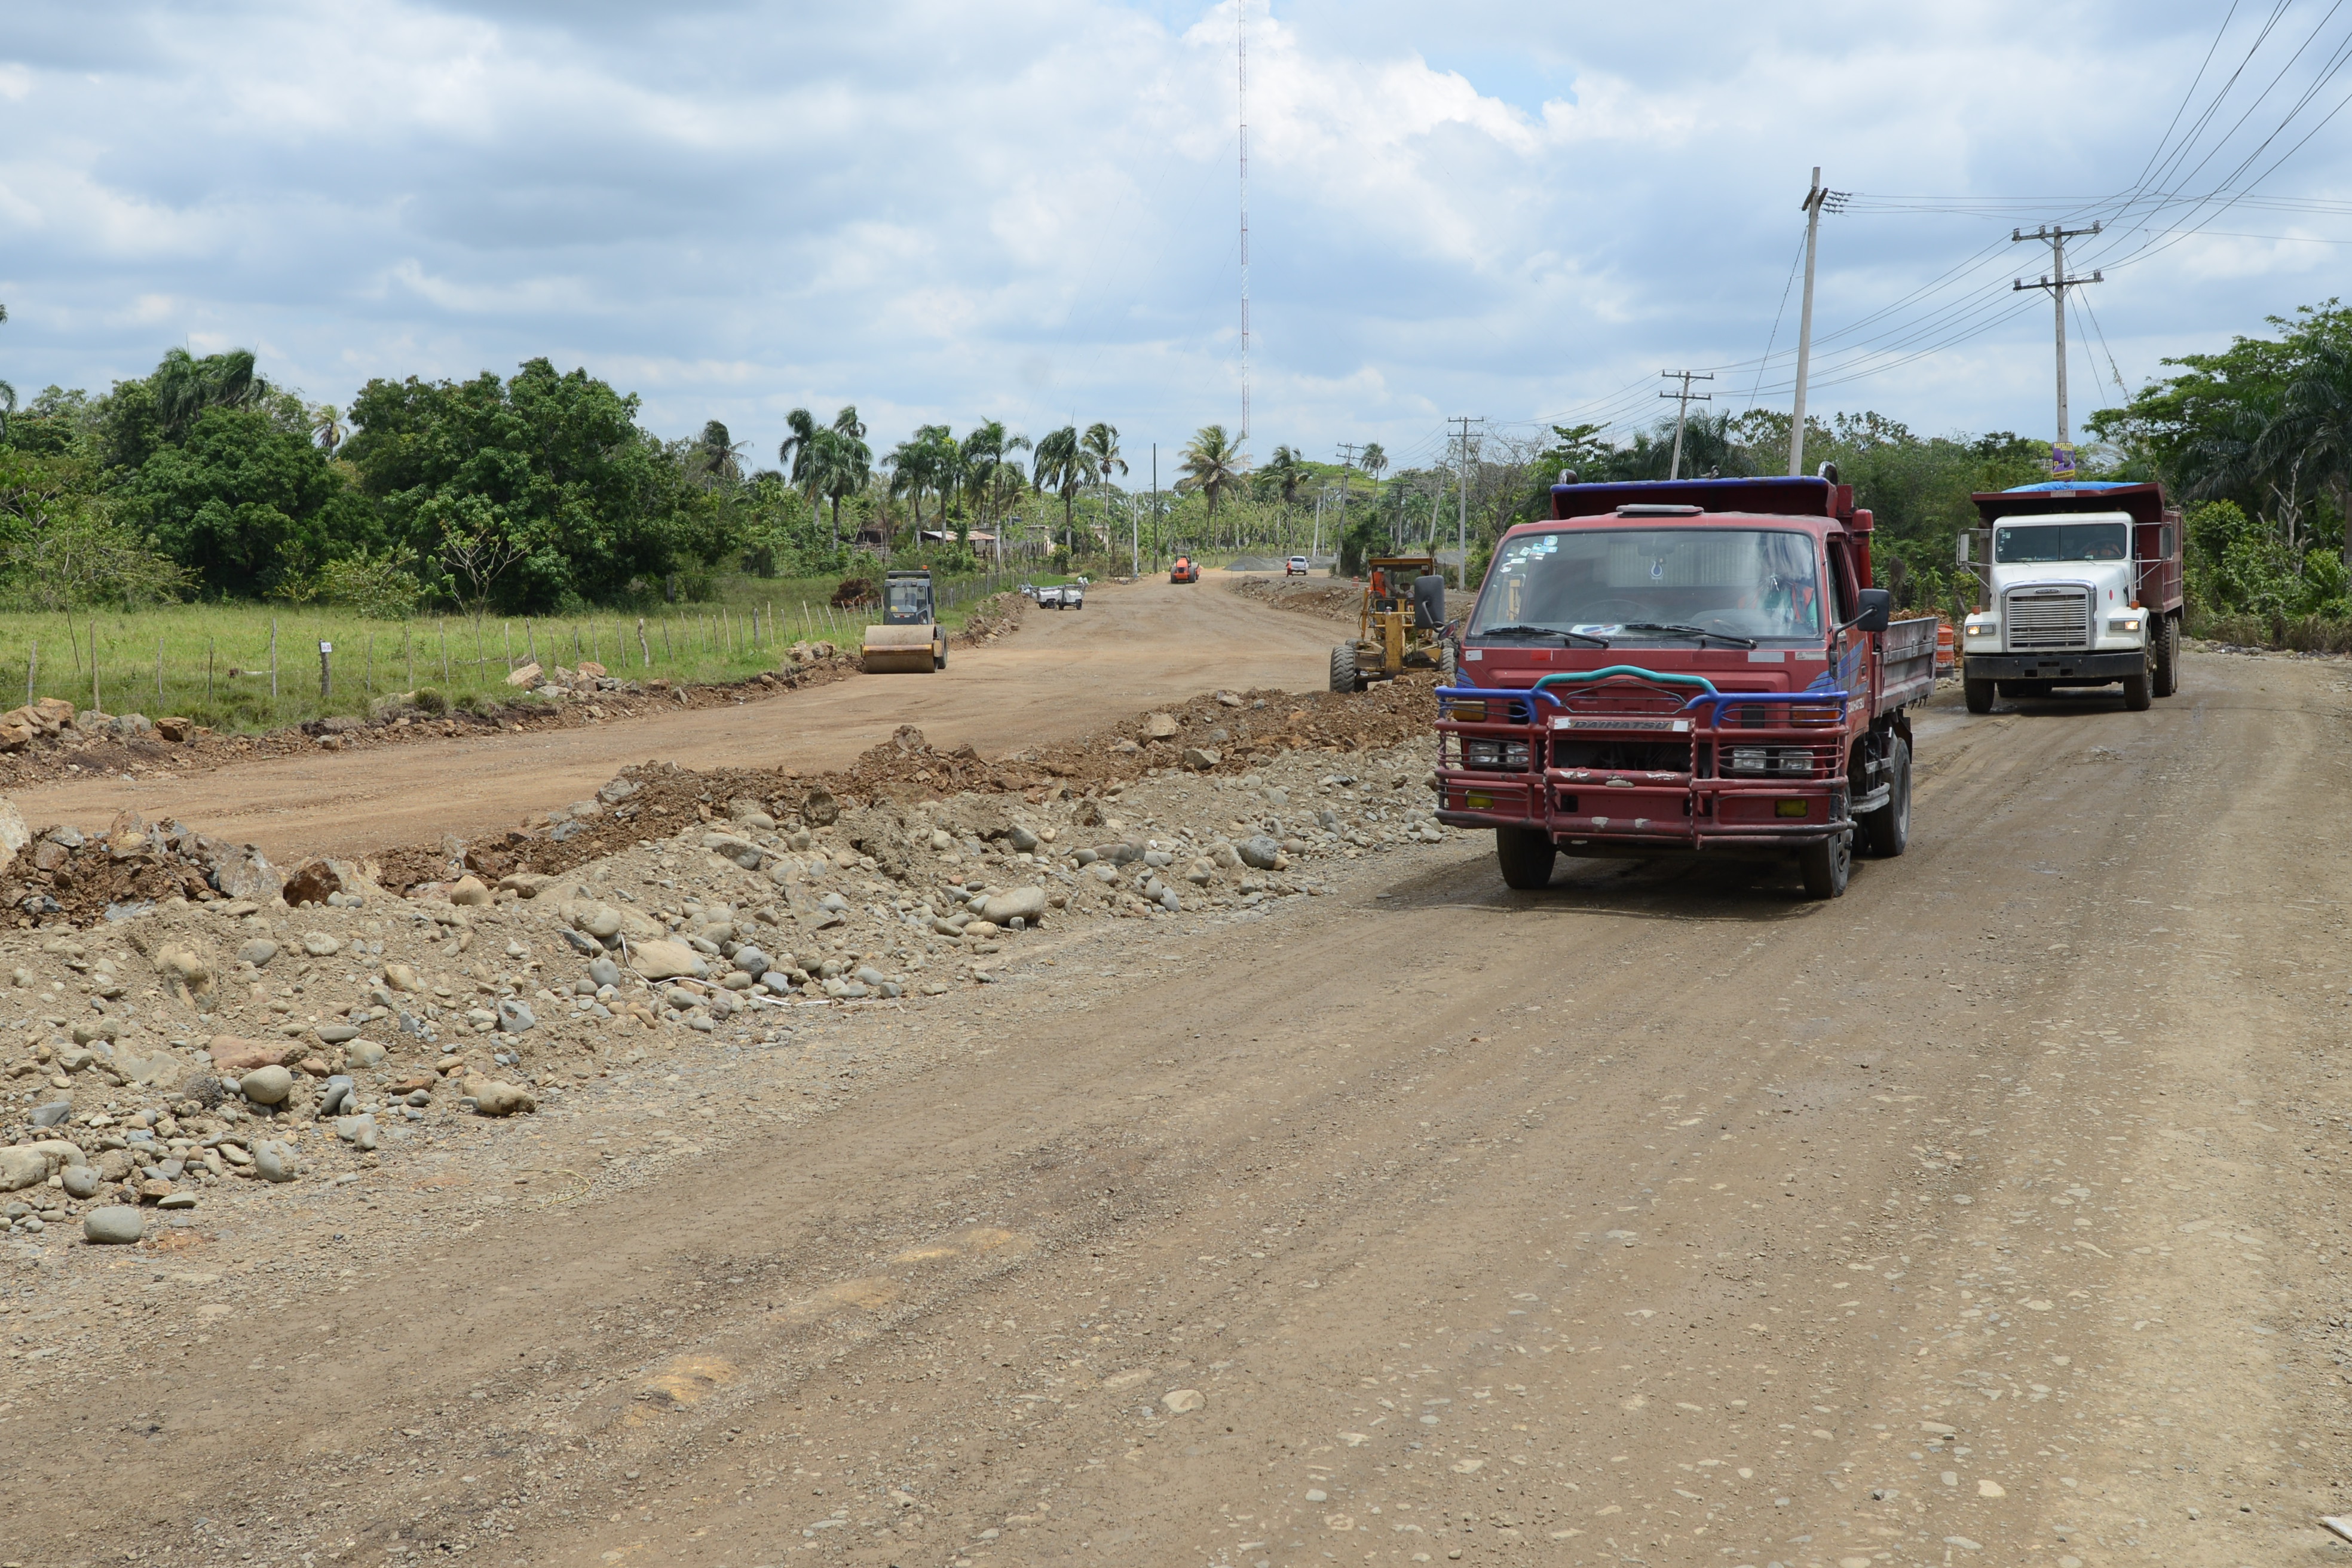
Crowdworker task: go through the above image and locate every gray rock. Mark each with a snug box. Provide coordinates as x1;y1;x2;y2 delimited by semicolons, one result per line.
347;1041;386;1067
84;1205;144;1244
1183;746;1222;770
760;971;793;994
1238;835;1284;870
240;1065;293;1105
497;999;537;1033
981;886;1050;924
61;1165;102;1199
235;938;279;969
559;927;598;956
733;945;770;976
0;1148;47;1190
577;905;623;940
335;1114;379;1151
301;932;343;957
30;1100;71;1128
157;1192;197;1210
855;965;887;988
587;956;622;988
316;1024;360;1043
1159;888;1182;912
1005;825;1040;852
317;1074;356;1117
251;1140;298;1183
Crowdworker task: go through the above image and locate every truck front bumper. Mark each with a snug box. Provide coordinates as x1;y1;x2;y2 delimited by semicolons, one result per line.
1964;651;2144;683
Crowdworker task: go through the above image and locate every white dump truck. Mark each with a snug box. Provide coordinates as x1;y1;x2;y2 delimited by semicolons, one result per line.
1958;481;2184;714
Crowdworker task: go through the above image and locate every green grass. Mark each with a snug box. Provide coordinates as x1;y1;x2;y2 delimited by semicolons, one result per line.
0;568;1021;734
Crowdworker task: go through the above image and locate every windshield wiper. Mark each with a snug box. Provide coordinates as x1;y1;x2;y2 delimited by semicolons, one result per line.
1478;624;1610;647
1619;621;1757;650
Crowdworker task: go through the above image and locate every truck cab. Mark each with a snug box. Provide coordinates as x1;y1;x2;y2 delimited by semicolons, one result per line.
1958;481;2183;712
1434;474;1936;899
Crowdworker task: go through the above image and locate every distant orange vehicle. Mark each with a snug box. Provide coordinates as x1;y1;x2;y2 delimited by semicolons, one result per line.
1169;556;1201;583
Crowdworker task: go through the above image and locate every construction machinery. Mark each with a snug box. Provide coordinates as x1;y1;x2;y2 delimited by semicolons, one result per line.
861;569;947;673
1331;554;1450;693
1170;556;1201;584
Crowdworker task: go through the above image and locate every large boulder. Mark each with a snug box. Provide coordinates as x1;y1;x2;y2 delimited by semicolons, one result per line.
980;886;1049;926
629;939;707;981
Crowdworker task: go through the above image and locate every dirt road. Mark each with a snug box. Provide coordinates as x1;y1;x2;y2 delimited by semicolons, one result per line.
6;574;1333;862
10;649;2351;1568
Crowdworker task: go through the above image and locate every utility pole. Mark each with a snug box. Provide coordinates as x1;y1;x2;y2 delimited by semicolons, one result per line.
2012;222;2103;468
1788;167;1846;476
1449;416;1482;590
1150;443;1158;573
1335;442;1357;565
1237;0;1251;443
1659;370;1714;480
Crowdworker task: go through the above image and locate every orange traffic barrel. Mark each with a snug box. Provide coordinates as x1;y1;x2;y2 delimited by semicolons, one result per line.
1934;620;1956;675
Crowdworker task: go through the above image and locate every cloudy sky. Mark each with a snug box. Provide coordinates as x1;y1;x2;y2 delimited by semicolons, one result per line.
4;0;2350;472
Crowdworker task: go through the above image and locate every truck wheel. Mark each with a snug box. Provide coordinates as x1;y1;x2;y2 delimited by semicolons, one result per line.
1330;644;1361;694
1963;677;1994;714
2151;614;2179;697
935;647;947;671
1440;643;1457;687
2121;670;2152;711
1797;831;1851;899
1858;739;1910;858
1496;826;1556;890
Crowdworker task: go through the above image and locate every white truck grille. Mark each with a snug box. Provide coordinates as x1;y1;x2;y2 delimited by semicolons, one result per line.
2004;588;2090;651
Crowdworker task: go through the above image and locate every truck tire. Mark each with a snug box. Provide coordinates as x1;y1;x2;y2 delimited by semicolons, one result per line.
2121;669;2152;710
1440;642;1457;687
1797;830;1851;899
1963;676;1994;714
1858;739;1910;858
1496;826;1556;890
935;646;947;671
1330;644;1362;694
2151;613;2179;697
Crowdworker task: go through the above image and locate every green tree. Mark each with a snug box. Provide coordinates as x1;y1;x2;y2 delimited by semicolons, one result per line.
1177;424;1247;520
1030;425;1097;553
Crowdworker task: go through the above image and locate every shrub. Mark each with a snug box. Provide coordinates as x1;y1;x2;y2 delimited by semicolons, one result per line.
412;688;449;715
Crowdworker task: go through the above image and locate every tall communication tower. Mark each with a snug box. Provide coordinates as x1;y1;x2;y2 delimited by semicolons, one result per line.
1237;0;1250;443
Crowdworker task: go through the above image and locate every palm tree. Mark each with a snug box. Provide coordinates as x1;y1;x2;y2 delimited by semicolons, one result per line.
1360;442;1387;483
777;408;821;495
151;347;270;439
1081;422;1126;555
803;417;873;551
887;423;957;538
691;419;745;489
310;403;347;454
1178;423;1248;525
1;300;14;442
2259;340;2352;573
1264;443;1304;553
1031;425;1100;554
961;421;1032;556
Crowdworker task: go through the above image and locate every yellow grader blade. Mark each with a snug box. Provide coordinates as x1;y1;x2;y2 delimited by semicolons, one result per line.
862;623;939;674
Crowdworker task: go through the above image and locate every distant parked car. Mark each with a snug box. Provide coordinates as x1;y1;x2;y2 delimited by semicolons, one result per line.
1286;555;1310;575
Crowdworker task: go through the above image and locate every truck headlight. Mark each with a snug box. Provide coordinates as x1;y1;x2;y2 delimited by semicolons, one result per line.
2108;615;2142;633
1963;618;1997;639
1463;739;1530;771
1728;746;1769;774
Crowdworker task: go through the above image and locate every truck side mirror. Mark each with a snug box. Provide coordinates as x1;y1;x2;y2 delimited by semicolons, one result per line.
1954;532;1971;565
1853;587;1892;633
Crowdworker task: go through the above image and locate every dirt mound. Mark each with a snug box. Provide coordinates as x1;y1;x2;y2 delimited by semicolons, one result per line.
1229;575;1361;624
415;675;1439;890
955;590;1026;645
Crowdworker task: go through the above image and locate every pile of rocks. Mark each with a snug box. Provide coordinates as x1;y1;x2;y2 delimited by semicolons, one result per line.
0;697;199;754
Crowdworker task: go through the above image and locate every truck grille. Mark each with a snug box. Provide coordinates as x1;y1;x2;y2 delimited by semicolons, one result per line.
2004;588;2090;651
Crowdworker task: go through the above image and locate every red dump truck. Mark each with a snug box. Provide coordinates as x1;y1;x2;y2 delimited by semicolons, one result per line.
1434;474;1937;899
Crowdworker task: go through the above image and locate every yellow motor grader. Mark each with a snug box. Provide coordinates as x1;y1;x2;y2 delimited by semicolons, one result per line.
1330;555;1450;693
861;570;948;673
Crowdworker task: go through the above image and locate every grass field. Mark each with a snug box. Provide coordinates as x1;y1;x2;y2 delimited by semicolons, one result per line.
2;567;1019;734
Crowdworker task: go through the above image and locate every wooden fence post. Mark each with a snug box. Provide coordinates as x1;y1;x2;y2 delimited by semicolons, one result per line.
405;626;414;690
206;639;214;704
270;617;278;700
91;622;100;713
637;617;649;667
24;641;33;706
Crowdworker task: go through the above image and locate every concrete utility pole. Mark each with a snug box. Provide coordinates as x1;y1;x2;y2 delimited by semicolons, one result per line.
1788;167;1846;476
1659;370;1714;481
1449;416;1483;590
2012;222;2104;465
1335;442;1357;564
1150;443;1158;573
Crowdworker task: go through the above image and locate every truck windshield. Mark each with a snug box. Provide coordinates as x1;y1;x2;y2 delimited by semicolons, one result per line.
886;580;929;618
1993;522;2129;563
1469;528;1824;642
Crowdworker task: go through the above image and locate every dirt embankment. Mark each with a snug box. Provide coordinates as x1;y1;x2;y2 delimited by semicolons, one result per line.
1229;574;1362;624
0;592;1031;793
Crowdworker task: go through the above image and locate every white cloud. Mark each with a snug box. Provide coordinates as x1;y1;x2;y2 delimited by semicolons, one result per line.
0;0;2344;459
